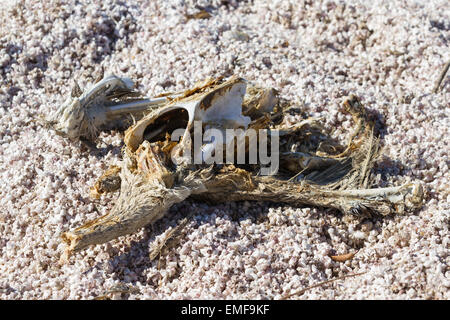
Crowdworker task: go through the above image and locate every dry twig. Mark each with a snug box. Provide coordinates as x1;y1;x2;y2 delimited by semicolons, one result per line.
280;272;366;299
149;217;190;261
433;60;450;93
93;283;140;300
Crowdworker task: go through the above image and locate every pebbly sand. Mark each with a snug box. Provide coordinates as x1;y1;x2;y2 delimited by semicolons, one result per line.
0;0;448;299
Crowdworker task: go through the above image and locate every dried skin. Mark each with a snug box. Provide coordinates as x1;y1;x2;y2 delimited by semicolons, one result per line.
192;167;423;216
61;145;189;257
90;165;122;199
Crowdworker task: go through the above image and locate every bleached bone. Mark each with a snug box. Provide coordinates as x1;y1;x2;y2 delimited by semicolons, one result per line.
49;74;276;142
123;76;251;165
49;74;175;140
59;76;425;260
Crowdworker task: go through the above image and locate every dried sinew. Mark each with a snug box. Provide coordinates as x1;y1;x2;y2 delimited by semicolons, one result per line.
51;74;424;261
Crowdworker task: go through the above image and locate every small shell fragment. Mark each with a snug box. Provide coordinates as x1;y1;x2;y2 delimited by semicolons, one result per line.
330;251;358;262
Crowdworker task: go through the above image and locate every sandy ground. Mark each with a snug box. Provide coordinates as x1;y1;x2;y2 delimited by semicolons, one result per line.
0;0;448;299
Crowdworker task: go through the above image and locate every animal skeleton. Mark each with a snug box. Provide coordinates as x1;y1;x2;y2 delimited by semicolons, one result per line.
51;74;424;260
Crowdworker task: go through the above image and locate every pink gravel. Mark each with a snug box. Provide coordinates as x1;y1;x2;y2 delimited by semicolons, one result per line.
0;0;448;299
